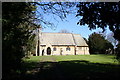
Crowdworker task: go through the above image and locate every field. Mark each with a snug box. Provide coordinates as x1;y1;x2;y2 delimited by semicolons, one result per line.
22;54;120;80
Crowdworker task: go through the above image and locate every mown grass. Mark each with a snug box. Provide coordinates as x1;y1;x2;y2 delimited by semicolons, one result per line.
24;54;119;64
22;54;120;80
54;54;119;64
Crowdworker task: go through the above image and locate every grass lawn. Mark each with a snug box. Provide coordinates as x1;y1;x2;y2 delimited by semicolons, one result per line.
54;54;119;64
22;54;120;80
24;54;119;64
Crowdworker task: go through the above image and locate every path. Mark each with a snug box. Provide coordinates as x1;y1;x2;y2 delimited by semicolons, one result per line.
40;56;57;62
23;56;67;80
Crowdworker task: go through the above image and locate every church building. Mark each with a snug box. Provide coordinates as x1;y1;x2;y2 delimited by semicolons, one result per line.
35;32;90;56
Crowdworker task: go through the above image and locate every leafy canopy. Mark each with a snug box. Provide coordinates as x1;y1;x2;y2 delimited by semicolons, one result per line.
76;2;120;41
2;2;37;79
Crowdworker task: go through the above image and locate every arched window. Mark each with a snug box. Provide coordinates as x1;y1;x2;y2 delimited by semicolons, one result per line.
66;47;70;51
53;47;57;51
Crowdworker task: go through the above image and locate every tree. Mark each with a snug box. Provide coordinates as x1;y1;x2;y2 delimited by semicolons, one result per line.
59;29;70;33
2;2;37;79
107;32;118;48
76;2;120;41
104;40;114;54
24;34;36;58
116;42;120;61
88;32;113;54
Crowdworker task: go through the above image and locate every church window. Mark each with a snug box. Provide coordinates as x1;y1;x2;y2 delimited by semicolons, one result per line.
53;47;57;51
66;47;70;51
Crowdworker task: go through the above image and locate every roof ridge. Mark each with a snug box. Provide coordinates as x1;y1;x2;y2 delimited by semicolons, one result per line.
42;32;71;34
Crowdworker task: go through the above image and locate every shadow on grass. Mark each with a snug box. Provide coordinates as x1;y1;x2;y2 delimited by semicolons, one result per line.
21;60;120;80
58;60;120;80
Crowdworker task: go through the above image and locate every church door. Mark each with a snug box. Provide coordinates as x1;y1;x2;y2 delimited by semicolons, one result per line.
47;47;51;55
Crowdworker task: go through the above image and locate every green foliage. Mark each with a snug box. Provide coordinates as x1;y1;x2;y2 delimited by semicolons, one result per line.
2;2;37;79
88;32;113;54
24;34;36;58
76;2;120;41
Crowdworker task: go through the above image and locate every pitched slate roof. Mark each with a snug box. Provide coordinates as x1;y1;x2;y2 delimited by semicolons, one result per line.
73;34;88;46
38;32;88;46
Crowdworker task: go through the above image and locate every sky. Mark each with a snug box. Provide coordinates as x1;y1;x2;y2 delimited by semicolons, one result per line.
41;14;112;39
37;3;112;39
